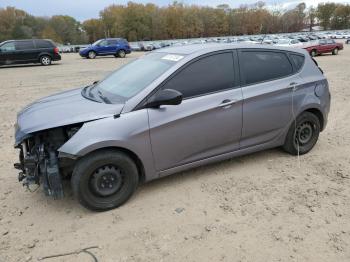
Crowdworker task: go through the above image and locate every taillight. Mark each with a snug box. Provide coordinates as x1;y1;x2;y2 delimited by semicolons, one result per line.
54;47;59;54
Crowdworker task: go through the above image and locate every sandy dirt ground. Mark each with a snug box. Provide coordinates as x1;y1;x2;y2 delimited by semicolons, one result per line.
0;45;350;262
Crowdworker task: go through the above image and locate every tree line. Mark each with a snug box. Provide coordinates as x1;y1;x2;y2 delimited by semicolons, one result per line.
0;1;350;44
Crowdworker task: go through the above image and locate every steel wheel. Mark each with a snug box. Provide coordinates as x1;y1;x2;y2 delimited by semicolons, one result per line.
283;112;320;155
294;121;314;147
71;150;139;211
89;165;124;197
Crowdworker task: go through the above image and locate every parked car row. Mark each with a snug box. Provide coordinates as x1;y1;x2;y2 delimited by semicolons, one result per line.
1;29;348;66
127;30;350;52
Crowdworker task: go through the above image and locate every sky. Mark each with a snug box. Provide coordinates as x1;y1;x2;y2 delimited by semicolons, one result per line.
1;0;350;21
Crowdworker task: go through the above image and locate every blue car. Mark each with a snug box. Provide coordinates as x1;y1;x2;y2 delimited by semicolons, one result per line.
79;38;131;59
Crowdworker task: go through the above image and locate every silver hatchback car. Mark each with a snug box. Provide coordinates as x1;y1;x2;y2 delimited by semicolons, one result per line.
14;44;330;211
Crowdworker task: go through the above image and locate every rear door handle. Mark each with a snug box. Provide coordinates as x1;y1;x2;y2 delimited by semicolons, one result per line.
219;99;237;108
288;82;299;91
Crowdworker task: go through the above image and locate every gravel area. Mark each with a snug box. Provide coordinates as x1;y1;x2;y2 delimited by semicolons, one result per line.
0;46;350;262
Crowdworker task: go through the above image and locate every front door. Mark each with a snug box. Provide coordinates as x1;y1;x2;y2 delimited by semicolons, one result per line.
0;42;16;65
95;40;110;54
148;52;243;171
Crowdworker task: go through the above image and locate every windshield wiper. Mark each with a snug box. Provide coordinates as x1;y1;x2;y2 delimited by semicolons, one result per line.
97;90;112;104
81;83;99;101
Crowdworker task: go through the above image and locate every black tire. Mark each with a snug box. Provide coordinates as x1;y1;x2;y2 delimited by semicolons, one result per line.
310;50;317;57
117;49;126;58
40;55;52;66
88;51;96;59
283;112;320;155
71;150;139;211
332;48;339;55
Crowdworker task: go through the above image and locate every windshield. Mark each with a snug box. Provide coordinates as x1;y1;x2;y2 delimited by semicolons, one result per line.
96;53;183;103
92;40;102;46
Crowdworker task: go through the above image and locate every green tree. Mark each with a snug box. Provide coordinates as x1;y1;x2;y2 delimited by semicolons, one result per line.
317;3;337;30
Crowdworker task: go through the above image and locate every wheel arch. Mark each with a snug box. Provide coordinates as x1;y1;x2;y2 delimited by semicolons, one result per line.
38;52;53;60
75;146;146;183
303;108;325;131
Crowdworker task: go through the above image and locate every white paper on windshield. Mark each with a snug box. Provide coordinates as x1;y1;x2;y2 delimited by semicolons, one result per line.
161;54;184;62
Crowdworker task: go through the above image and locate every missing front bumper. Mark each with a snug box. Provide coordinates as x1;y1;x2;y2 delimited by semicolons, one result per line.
14;142;64;199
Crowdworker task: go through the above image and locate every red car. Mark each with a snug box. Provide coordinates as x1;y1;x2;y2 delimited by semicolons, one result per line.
304;39;343;57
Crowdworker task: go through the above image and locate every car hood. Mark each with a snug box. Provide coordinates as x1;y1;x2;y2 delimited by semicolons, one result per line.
15;88;124;145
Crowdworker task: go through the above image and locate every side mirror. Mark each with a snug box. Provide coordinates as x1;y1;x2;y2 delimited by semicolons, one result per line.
146;89;183;108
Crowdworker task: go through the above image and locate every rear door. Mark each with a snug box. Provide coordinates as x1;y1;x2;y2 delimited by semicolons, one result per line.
106;39;118;54
318;39;329;53
238;49;299;148
148;51;243;171
326;39;336;51
14;40;36;62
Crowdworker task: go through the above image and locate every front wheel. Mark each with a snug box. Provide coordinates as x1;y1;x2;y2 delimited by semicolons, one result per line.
88;51;96;59
71;150;139;211
310;50;317;57
332;48;339;55
40;55;52;66
283;112;320;155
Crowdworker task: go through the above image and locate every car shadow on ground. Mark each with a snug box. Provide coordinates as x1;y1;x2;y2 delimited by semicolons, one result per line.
0;63;61;69
27;147;289;214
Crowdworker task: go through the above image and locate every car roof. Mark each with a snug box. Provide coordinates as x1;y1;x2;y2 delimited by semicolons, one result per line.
1;39;52;43
154;43;307;56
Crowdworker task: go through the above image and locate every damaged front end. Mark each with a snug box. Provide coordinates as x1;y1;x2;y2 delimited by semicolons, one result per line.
14;126;80;199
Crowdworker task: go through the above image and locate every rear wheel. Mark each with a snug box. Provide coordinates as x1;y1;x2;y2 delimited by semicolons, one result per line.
283;112;320;155
71;150;139;211
310;50;317;57
117;49;126;58
88;51;96;59
40;55;52;66
332;48;339;55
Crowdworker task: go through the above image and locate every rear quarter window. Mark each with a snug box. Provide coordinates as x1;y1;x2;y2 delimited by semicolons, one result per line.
239;51;293;85
35;40;54;48
119;39;129;45
289;53;305;72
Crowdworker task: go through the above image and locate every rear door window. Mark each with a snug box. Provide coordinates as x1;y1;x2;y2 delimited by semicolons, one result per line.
15;40;35;50
239;51;293;85
107;39;118;45
34;40;53;48
162;52;235;98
